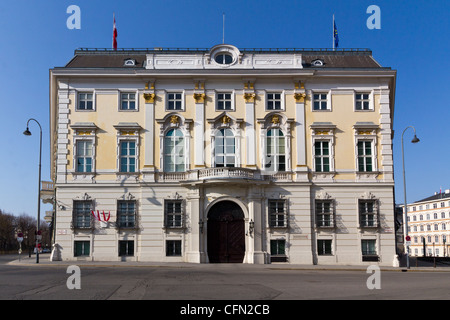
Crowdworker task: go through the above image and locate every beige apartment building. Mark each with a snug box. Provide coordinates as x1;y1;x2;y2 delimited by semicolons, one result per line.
402;190;450;257
49;44;398;265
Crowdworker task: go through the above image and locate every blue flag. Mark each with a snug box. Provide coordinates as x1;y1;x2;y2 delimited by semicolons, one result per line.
333;21;339;48
334;20;339;48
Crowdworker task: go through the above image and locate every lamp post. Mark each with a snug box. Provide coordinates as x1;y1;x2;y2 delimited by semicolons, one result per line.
23;118;42;264
401;126;420;269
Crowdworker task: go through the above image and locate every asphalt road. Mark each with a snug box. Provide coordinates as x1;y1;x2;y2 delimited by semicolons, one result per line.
0;254;449;303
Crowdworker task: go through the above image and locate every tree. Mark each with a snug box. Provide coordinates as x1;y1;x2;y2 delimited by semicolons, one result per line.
0;210;16;252
0;209;51;253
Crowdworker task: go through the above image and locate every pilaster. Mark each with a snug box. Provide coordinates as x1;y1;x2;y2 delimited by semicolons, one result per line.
142;81;156;182
294;80;308;181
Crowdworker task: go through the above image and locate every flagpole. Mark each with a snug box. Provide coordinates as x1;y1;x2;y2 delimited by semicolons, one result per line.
222;13;225;44
332;14;335;50
112;12;116;49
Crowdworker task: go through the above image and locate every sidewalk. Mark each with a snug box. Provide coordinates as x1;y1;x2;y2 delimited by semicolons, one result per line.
7;254;450;272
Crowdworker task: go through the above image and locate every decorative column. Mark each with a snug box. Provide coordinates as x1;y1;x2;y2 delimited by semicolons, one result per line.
186;186;205;263
293;80;308;181
193;80;206;168
142;81;156;182
248;186;267;264
244;80;256;168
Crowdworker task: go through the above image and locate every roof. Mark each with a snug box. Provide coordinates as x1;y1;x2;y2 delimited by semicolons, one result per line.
414;192;450;204
63;47;385;69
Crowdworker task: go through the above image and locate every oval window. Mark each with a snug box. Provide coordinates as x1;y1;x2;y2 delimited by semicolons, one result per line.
215;53;233;65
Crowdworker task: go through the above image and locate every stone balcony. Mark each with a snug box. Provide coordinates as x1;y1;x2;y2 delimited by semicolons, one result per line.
40;181;54;204
156;167;293;184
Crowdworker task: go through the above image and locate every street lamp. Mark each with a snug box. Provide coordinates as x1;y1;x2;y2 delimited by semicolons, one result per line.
401;126;420;269
23;118;42;264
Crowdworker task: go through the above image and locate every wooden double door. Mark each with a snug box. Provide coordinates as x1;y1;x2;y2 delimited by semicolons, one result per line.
207;201;245;263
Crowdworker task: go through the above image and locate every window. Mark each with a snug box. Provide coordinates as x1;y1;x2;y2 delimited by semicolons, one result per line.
434;213;438;219
166;240;182;256
215;53;233;65
312;59;324;67
442;212;446;219
73;200;92;228
317;240;332;255
120;93;136;110
74;241;90;257
165;200;183;228
316;200;333;227
270;240;286;256
124;59;136;66
76;140;93;173
77;93;93;110
314;141;330;172
267;93;282;110
215;128;235;167
164;129;185;172
313;93;328;110
361;240;377;256
355;93;370;110
167;93;183;110
119;141;136;172
117;200;136;228
217;93;233;110
359;200;377;227
265;128;286;172
118;240;134;256
357;141;373;172
443;223;446;230
268;200;287;228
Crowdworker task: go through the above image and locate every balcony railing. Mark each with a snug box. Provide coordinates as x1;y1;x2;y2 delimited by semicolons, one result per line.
40;181;55;203
41;181;54;192
156;167;294;183
198;167;258;180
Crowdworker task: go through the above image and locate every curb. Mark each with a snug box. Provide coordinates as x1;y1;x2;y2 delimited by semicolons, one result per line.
6;258;450;272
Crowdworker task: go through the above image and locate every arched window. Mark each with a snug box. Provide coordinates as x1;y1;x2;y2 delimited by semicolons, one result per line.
265;128;286;172
164;129;185;172
214;128;235;167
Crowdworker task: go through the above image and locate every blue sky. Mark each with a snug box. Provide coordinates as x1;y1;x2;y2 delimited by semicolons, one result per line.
0;0;449;217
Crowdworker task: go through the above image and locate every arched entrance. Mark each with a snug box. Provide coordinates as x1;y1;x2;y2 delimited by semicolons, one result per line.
207;200;245;263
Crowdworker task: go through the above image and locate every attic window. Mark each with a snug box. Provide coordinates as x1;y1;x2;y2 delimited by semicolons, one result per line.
312;59;324;67
124;59;136;66
214;53;233;65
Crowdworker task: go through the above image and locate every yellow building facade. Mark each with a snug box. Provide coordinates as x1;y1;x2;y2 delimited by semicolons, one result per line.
49;44;398;265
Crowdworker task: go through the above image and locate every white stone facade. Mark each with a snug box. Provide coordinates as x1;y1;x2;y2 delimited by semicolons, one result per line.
49;45;398;266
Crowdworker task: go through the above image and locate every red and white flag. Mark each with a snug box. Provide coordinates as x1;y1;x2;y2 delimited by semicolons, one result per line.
113;14;118;50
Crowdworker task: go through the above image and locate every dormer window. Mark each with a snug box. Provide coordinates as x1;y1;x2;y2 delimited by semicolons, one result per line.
209;45;240;67
124;59;136;66
214;53;233;65
312;59;324;67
